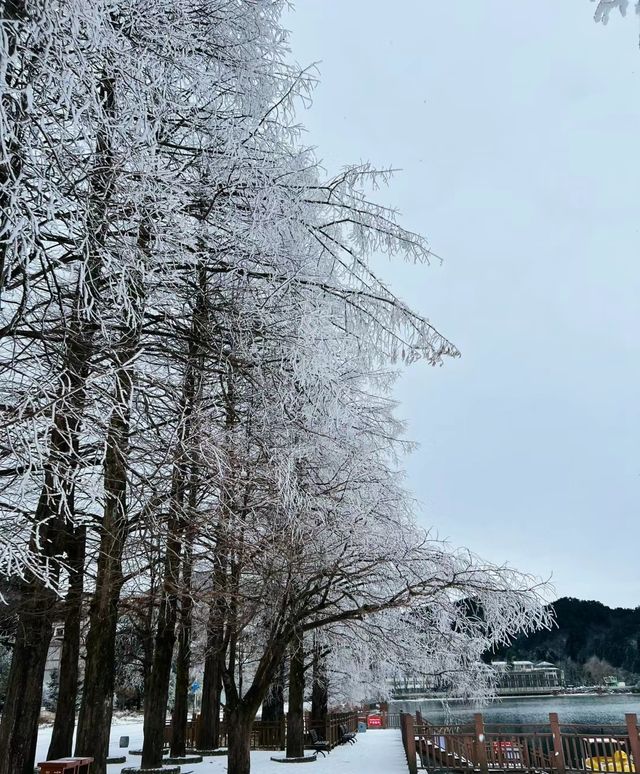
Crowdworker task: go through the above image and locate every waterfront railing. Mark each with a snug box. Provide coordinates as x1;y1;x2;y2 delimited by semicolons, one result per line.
400;711;640;774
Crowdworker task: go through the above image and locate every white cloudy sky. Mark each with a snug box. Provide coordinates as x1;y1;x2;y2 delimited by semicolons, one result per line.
283;2;640;608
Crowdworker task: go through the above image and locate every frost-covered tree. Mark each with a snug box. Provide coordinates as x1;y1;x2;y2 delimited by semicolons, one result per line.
0;4;555;774
0;2;133;768
175;237;550;774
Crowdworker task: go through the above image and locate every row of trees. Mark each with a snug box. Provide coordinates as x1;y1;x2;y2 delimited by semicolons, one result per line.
0;2;552;774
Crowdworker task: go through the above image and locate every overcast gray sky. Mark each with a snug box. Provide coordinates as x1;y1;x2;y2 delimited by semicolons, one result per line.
284;2;640;608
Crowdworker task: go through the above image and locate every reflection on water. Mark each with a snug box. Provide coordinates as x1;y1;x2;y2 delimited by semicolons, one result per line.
391;694;640;726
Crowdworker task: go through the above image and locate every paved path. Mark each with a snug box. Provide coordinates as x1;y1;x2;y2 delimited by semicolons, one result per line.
249;729;409;774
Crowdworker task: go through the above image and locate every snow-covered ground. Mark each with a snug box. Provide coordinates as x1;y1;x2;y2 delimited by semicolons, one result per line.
35;724;408;774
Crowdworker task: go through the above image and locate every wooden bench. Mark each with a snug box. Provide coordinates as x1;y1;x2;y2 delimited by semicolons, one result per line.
338;724;357;745
307;728;331;757
38;757;93;774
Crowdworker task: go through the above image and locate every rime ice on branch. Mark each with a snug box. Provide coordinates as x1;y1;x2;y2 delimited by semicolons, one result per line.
0;3;552;774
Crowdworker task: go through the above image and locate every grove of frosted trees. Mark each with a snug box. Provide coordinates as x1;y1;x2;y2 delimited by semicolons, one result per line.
0;3;553;774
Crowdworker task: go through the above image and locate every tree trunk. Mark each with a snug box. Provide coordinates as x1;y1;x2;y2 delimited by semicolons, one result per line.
74;352;135;772
285;631;305;759
260;658;285;749
170;608;191;757
261;658;285;723
171;502;195;758
0;311;93;774
1;63;117;774
141;510;182;768
196;548;227;752
195;606;223;750
141;594;155;708
310;644;327;735
0;596;54;774
143;288;204;767
73;549;124;773
226;705;253;774
221;620;292;770
74;214;146;774
197;502;232;754
74;370;131;774
0;214;106;773
47;526;86;759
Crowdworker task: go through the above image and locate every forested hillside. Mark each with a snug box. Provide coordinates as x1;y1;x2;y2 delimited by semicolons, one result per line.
494;597;640;683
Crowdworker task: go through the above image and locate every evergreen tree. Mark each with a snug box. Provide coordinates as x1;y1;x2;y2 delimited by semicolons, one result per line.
43;670;59;713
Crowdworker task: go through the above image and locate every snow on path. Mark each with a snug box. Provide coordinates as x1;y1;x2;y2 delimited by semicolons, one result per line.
232;729;408;774
36;724;408;774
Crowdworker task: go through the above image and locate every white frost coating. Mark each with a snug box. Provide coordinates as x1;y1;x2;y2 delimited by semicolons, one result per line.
0;0;552;713
592;0;640;23
0;0;457;586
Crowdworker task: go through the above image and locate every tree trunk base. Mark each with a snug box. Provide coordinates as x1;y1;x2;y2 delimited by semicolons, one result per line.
121;767;181;774
164;755;203;764
270;754;318;763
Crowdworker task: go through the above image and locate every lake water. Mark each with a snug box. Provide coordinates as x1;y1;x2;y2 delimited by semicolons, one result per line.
390;694;640;727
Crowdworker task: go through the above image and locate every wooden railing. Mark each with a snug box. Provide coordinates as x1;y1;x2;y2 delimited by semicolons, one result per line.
163;710;359;752
387;713;403;729
163;717;286;750
252;720;286;750
400;712;640;774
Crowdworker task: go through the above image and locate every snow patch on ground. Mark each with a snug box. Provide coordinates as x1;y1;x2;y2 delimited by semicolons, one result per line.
36;724;408;774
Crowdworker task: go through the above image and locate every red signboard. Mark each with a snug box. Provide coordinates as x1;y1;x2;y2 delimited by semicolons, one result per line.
367;714;383;728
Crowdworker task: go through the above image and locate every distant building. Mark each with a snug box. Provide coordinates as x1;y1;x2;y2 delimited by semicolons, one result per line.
491;660;564;693
603;675;626;688
387;660;565;699
44;623;66;687
388;675;433;698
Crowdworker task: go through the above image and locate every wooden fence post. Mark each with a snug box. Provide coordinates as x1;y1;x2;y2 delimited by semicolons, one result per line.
626;714;640;771
401;713;417;774
549;713;566;774
474;713;489;774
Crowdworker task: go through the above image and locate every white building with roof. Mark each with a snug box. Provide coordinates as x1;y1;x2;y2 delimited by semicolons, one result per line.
490;659;564;693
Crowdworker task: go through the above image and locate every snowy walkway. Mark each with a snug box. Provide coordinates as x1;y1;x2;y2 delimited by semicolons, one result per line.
35;722;409;774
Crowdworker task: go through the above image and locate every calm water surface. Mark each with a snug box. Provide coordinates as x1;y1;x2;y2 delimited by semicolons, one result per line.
391;695;640;726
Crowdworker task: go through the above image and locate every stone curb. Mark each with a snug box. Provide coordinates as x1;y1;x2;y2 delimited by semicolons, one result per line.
164;756;203;765
121;766;181;774
269;754;318;764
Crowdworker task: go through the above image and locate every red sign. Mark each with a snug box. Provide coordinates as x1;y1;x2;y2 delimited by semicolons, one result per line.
367;714;383;728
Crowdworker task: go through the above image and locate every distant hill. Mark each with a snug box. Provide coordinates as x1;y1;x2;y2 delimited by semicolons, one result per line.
492;597;640;683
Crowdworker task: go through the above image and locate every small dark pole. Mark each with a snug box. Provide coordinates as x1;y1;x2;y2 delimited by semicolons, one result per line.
549;712;566;774
474;713;489;774
625;714;640;771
